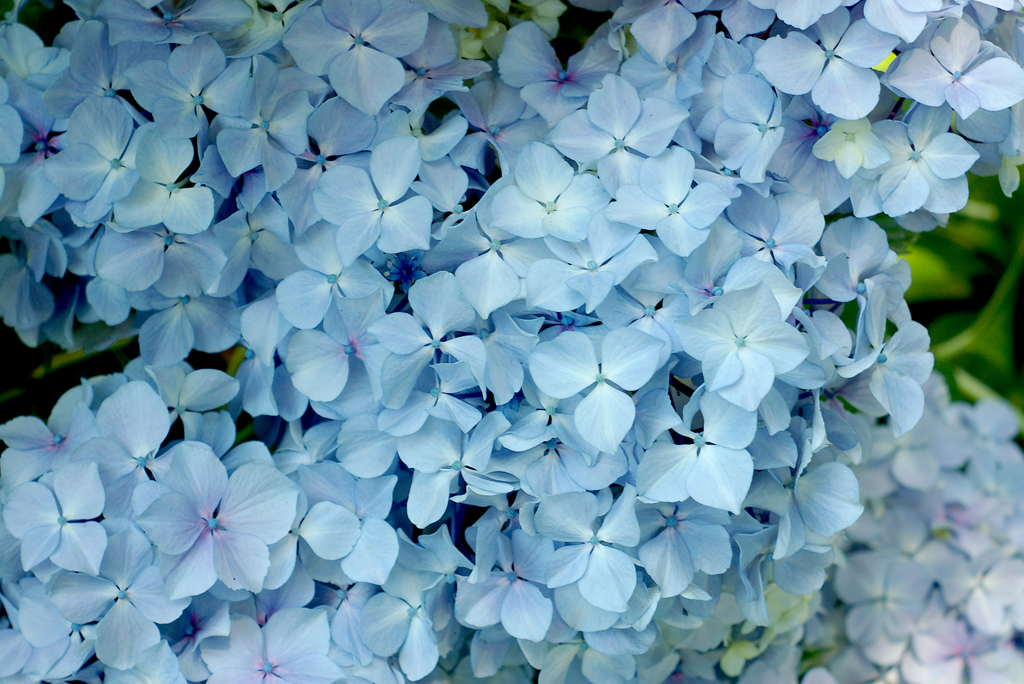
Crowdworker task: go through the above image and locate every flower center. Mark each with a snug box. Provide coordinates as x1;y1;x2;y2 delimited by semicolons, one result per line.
505;509;517;519
846;132;856;142
488;124;500;135
250;231;259;242
431;339;441;349
589;536;599;545
557;69;568;81
507;572;516;582
910;150;921;161
757;123;767;133
491;239;502;251
816;125;828;137
378;198;389;210
117;590;127;600
263;664;274;673
57;515;67;525
105;88;116;98
245;349;254;359
614;138;625;149
326;273;338;284
953;70;962;79
260;121;269;130
272;10;282;19
207;518;219;530
544;201;556;213
180;295;191;305
109;158;121;169
136;456;147;467
824;49;834;59
415;67;426;76
644;305;656;316
34;141;45;151
666;61;676;71
666;516;677;526
735;336;746;347
53;434;64;444
315;154;326;165
407;607;417;617
343;344;354;354
877;353;887;364
193;95;204;106
162;10;173;21
430;387;441;398
765;238;776;248
856;282;866;294
587;260;598;270
667;203;679;213
711;286;723;296
694;434;706;447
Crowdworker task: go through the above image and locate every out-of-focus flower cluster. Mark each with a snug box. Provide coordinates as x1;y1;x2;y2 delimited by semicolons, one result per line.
802;376;1024;684
0;0;1022;683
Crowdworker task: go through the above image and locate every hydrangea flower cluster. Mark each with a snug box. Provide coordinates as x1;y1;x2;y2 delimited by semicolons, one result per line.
802;377;1024;684
0;1;1021;684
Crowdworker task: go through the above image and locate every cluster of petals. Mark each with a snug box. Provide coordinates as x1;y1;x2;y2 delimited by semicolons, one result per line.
0;1;1021;684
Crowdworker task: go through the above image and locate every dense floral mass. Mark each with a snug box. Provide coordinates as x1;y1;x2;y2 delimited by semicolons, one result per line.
0;0;1023;683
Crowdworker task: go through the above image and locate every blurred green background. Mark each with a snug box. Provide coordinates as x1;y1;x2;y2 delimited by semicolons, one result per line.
1;1;1022;432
